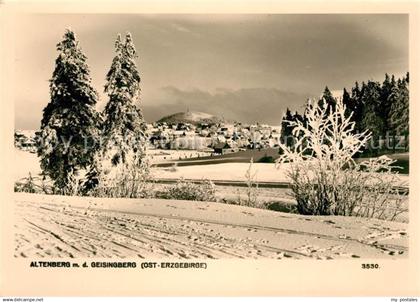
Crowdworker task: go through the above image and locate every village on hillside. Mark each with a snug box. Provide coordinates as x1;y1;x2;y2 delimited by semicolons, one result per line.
15;112;282;156
148;119;281;153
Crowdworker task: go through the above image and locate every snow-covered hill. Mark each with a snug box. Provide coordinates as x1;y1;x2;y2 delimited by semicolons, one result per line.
14;192;408;259
157;111;226;125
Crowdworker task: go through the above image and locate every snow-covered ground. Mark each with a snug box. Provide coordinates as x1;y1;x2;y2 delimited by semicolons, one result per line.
13;148;214;180
14;192;408;259
11;148;297;183
153;162;410;186
14;149;41;181
154;162;287;182
147;149;211;164
15;149;409;186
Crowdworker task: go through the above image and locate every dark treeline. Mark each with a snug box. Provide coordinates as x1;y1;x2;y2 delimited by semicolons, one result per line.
281;72;409;156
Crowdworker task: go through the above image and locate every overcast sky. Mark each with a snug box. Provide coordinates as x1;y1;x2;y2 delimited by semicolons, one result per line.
14;14;408;129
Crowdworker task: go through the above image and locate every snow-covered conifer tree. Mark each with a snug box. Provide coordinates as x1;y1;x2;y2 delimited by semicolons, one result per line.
38;29;101;194
101;32;148;169
82;32;148;195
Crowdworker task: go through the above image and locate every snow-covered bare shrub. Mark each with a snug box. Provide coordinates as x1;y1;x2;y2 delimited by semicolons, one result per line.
83;155;153;199
244;158;259;207
15;173;54;194
159;179;216;202
352;157;408;220
14;173;38;193
277;97;407;220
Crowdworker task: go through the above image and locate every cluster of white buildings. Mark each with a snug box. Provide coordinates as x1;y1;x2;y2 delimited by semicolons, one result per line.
14;122;282;155
14;130;38;153
147;122;281;153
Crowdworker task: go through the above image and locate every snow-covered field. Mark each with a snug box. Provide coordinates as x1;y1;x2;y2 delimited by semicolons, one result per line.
14;149;41;180
147;149;211;164
14;149;284;182
153;162;410;188
15;149;409;185
154;162;288;182
14;192;408;259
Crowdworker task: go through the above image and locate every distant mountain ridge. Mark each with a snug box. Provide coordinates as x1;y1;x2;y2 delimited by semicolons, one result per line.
157;111;228;125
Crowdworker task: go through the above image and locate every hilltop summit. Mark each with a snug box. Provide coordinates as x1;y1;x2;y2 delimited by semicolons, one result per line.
157;111;226;125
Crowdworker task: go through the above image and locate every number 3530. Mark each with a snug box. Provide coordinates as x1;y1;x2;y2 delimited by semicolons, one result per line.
361;263;380;269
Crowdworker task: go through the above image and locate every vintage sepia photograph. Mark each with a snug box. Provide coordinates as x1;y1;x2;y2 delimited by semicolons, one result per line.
11;13;410;260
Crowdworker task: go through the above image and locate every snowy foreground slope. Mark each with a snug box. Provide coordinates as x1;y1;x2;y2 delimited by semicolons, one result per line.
14;193;408;259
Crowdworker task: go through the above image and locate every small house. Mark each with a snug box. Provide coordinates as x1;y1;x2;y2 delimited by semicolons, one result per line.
213;142;238;155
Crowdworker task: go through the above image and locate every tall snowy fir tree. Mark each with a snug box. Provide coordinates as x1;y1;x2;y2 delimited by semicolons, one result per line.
379;73;394;134
37;29;101;194
103;32;147;162
319;86;336;114
389;76;409;150
280;108;294;148
87;32;148;191
342;87;353;118
361;81;384;141
350;81;364;133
